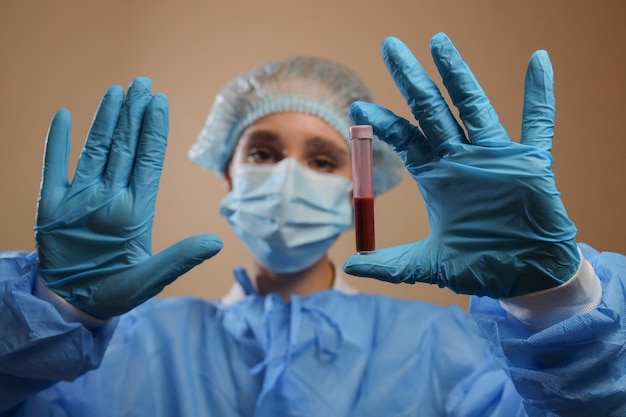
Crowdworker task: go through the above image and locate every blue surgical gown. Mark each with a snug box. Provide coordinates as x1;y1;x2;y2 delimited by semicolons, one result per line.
1;244;625;416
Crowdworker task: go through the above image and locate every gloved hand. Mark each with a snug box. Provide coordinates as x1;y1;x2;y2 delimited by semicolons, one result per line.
343;33;580;298
35;77;223;319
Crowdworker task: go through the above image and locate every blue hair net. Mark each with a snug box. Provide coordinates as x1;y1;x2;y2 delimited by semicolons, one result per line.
188;56;404;195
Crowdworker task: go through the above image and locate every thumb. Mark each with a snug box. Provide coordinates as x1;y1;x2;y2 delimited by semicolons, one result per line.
342;243;421;285
140;234;224;290
82;234;224;319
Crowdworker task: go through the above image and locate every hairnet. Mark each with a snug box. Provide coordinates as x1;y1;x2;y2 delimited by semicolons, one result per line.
188;56;404;195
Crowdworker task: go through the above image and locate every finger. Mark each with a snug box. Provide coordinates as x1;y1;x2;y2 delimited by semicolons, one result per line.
39;109;72;210
103;77;153;188
85;234;224;319
520;50;555;152
350;101;437;168
131;93;169;200
342;243;423;285
429;33;508;145
73;85;125;186
134;234;224;296
381;36;464;148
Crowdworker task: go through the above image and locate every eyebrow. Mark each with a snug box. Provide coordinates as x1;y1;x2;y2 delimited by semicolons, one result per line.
303;136;349;161
239;129;280;146
240;130;349;160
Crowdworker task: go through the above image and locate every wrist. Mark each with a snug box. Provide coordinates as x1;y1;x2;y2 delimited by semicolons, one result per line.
34;277;109;330
499;249;602;332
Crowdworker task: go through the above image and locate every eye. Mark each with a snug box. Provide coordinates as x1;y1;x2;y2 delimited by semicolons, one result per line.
308;155;338;172
246;146;281;164
303;137;349;174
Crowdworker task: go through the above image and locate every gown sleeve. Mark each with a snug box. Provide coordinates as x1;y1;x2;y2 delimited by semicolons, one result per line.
0;251;117;415
469;243;626;417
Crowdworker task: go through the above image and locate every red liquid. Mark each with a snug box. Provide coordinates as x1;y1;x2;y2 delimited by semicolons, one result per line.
354;197;375;253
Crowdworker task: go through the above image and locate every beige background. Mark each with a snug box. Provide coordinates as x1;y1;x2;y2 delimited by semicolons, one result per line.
1;1;624;310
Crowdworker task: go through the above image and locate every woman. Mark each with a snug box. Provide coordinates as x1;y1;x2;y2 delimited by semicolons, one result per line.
1;33;624;416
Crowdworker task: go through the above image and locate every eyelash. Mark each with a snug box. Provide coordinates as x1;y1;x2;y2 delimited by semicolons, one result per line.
246;147;280;163
246;147;339;172
308;156;337;172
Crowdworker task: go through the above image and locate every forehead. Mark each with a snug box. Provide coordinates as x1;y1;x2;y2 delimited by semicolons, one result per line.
236;112;348;151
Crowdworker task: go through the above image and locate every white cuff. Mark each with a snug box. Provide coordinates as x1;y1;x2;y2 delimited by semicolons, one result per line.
499;253;602;332
34;277;108;330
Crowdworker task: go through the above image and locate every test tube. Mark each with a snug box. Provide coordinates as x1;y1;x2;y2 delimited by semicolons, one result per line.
349;125;375;254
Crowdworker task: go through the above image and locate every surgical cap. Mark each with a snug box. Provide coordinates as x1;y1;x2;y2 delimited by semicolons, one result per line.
188;56;404;195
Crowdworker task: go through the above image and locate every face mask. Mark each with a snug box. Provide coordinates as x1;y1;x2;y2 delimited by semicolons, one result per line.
219;158;353;273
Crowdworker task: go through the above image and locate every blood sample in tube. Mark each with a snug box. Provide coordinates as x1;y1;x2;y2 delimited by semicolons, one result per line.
349;125;375;254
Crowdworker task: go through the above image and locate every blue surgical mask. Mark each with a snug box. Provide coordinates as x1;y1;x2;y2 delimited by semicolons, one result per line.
219;158;353;273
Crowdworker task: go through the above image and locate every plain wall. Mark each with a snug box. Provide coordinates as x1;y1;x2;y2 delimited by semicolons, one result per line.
1;0;624;310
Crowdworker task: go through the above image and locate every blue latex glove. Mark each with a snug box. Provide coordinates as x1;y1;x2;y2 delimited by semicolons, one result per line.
35;77;223;319
343;33;580;298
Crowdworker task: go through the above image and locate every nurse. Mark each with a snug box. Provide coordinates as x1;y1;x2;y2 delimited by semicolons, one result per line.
1;33;625;416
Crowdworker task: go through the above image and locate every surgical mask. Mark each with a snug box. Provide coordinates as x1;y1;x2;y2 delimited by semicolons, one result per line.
219;158;353;273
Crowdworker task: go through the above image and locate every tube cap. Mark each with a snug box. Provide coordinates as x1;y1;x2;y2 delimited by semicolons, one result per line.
349;125;373;139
